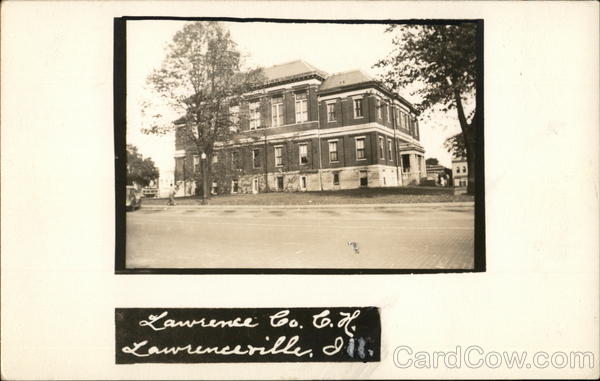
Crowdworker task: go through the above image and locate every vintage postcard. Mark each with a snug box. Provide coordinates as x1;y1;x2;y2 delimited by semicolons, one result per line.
1;1;598;380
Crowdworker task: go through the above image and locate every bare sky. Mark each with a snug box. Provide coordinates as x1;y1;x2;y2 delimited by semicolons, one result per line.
127;20;463;175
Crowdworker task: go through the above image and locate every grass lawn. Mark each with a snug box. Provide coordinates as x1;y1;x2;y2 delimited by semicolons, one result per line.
144;186;474;206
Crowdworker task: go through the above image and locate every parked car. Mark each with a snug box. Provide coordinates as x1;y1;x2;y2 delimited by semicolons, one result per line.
126;186;143;211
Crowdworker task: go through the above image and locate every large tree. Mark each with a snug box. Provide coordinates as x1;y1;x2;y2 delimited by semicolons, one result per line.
143;21;264;198
375;23;479;194
126;144;159;187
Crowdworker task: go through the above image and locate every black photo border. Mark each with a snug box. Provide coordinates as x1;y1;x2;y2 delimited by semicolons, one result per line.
114;17;485;275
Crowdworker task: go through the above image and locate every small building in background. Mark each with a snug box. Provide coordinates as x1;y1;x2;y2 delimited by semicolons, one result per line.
452;157;468;189
425;163;452;186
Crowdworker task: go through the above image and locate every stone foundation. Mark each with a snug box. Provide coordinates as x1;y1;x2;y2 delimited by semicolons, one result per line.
232;165;407;193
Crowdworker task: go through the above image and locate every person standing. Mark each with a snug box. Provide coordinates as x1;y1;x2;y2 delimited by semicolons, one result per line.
167;183;177;206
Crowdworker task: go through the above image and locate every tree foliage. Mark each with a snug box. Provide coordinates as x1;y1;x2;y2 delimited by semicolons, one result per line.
425;158;439;166
444;133;467;160
375;23;476;114
375;23;479;193
144;21;265;189
127;145;159;187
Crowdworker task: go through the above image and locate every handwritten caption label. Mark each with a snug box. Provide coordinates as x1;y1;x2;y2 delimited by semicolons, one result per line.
115;307;380;364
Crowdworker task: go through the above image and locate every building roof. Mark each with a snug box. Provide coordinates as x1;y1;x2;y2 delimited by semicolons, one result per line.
174;60;418;125
319;70;375;91
426;164;450;171
318;69;417;113
262;60;327;83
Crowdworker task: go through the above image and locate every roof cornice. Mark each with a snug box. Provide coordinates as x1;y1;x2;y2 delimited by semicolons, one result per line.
319;81;418;114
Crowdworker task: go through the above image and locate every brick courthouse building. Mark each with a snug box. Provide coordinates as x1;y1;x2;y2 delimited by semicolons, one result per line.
173;60;426;194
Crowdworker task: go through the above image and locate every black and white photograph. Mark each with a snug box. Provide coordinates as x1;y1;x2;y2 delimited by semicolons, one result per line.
2;1;598;380
117;18;484;272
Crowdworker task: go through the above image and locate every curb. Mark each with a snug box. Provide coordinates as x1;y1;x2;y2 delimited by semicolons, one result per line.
139;201;474;210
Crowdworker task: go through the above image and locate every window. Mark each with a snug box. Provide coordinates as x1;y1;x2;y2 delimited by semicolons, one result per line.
387;139;393;160
378;136;384;159
300;176;307;190
359;170;368;187
395;108;400;128
402;154;411;173
252;149;260;168
353;98;363;118
383;104;388;122
295;92;308;123
271;96;283;127
327;103;336;122
376;99;382;119
355;137;366;160
463;166;467;173
328;140;338;163
193;155;200;172
274;146;283;167
333;172;340;186
229;105;240;132
299;143;308;165
249;102;260;130
232;151;240;169
403;113;409;130
276;176;284;191
231;179;239;194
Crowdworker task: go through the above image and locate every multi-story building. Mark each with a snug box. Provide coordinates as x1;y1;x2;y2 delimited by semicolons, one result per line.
173;60;426;194
452;157;469;188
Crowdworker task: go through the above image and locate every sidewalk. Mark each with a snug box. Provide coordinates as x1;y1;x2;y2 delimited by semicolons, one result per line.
140;201;474;210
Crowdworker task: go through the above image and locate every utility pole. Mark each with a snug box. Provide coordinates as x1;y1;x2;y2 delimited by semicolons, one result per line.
201;152;208;204
182;158;186;196
264;128;269;192
391;98;401;187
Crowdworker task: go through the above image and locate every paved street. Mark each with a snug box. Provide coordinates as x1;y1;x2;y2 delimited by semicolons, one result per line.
126;204;474;269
